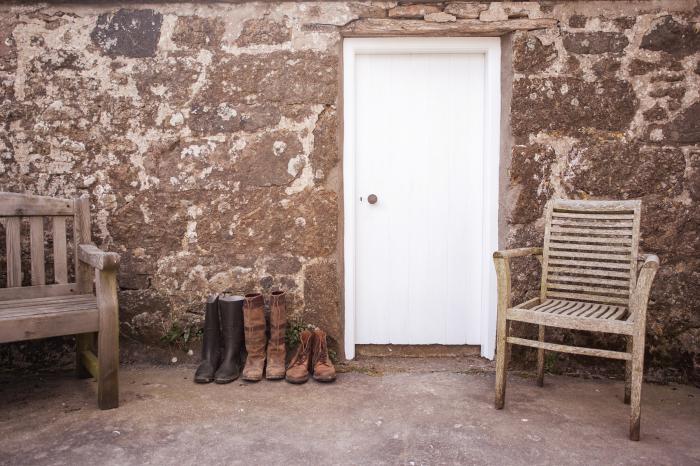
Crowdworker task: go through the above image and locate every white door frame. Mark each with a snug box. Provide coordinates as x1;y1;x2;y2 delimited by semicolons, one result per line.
343;37;501;360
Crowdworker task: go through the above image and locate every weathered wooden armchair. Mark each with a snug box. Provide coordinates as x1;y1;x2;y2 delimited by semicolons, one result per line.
0;193;120;409
493;199;658;440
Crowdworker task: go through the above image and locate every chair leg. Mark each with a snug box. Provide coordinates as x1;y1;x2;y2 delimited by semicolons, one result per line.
495;321;509;409
536;325;545;387
96;269;119;410
629;339;644;441
624;337;632;404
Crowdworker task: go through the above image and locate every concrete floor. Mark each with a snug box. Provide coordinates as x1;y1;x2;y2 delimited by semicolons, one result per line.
0;358;699;465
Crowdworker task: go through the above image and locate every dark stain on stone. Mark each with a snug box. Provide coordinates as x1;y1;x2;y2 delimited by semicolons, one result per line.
563;32;629;54
643;104;668;122
568;14;587;28
659;101;700;143
629;58;657;76
91;9;163;58
641;15;700;58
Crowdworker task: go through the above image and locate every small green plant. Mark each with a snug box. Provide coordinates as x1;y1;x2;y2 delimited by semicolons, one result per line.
161;322;202;348
285;318;311;348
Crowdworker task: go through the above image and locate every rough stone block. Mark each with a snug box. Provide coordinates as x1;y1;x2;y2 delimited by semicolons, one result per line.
444;3;487;19
387;4;441;19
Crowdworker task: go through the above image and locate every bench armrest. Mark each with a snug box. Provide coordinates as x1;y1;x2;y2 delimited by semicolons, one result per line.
78;244;120;271
493;247;543;259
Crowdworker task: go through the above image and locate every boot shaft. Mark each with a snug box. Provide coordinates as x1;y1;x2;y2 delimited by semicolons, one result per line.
218;295;244;353
243;293;266;356
269;290;287;349
201;294;221;357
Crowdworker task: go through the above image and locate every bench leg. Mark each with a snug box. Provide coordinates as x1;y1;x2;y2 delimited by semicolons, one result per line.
96;268;119;410
536;325;545;387
76;333;95;379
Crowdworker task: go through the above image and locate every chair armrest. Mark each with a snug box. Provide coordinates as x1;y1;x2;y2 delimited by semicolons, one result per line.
630;254;659;318
78;244;120;271
493;247;543;259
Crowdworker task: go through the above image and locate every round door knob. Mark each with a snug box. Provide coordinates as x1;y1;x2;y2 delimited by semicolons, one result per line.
367;194;378;205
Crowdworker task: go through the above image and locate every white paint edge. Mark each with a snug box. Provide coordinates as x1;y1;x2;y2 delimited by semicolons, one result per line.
343;37;501;361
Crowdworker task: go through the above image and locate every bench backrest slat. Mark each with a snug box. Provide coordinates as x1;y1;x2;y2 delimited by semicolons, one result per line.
0;193;74;216
29;217;45;286
0;192;88;301
53;217;68;284
5;217;21;287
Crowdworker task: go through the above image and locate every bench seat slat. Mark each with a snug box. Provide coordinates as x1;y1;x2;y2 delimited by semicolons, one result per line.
0;305;99;343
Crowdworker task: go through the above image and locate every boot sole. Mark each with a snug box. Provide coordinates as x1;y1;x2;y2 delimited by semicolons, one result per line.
313;375;336;383
242;376;263;382
194;377;214;384
285;376;309;384
214;377;239;384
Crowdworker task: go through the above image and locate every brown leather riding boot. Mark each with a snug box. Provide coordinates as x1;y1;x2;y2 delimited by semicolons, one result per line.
266;290;287;380
242;293;266;382
312;328;336;383
285;329;314;384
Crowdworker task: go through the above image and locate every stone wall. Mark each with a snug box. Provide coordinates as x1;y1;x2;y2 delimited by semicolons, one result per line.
0;1;697;381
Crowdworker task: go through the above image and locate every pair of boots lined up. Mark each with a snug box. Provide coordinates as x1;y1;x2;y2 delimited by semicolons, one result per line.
193;291;336;385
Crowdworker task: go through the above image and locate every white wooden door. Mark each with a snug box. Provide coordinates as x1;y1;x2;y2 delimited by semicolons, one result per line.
344;38;500;354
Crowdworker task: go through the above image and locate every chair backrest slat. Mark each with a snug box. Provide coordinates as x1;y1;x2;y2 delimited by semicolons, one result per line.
53;217;68;284
5;217;21;287
541;199;641;309
29;217;46;286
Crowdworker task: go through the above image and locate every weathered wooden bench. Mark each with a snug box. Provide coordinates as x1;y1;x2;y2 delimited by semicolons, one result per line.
0;193;120;409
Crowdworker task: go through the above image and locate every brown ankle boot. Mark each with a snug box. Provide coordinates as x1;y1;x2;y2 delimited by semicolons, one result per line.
266;290;287;380
312;328;336;383
242;293;266;382
285;330;314;384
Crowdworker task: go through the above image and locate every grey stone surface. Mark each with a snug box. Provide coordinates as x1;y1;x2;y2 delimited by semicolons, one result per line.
0;360;699;464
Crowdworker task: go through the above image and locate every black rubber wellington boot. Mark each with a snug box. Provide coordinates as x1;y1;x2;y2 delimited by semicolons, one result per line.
214;295;245;384
194;295;221;384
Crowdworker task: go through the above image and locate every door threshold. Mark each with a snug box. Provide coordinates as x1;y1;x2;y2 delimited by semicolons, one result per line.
355;344;481;358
